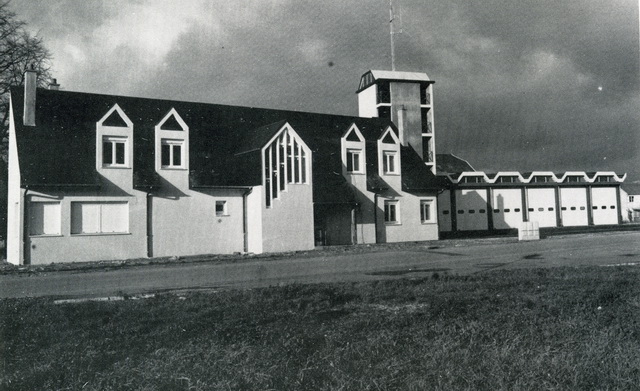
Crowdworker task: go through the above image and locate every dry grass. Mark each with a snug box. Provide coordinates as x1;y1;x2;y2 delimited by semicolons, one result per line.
2;266;640;390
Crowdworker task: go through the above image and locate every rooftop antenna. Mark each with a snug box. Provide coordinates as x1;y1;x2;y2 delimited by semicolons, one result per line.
389;0;404;71
389;0;396;70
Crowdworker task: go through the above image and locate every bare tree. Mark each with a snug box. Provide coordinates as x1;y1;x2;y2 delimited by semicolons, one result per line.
0;1;52;157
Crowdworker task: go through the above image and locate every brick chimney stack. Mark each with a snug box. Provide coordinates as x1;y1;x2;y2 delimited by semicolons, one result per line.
23;65;37;126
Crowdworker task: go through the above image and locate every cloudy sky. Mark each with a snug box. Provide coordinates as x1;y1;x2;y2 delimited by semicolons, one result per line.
12;0;640;182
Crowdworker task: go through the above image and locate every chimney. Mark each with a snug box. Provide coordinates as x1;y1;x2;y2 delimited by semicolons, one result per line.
23;65;37;127
48;78;60;91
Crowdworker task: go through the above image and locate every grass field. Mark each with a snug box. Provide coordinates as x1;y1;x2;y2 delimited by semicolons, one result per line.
2;266;640;390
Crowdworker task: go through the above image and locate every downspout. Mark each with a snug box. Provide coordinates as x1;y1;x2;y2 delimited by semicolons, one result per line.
22;189;28;265
242;188;253;253
374;193;379;243
146;193;153;258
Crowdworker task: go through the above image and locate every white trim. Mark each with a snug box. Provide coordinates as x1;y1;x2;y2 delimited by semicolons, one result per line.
449;171;626;184
377;127;401;176
155;108;189;172
96;104;133;171
341;124;366;176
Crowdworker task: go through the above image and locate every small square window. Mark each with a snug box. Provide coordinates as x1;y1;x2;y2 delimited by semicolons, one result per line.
384;200;399;224
346;149;362;173
215;201;227;217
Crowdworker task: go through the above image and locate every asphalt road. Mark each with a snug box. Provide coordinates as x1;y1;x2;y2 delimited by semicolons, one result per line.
1;231;639;299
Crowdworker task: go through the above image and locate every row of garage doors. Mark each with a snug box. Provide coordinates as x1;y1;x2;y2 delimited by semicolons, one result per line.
438;186;620;232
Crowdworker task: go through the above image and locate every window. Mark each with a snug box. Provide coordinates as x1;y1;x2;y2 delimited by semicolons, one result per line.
377;82;390;104
420;200;434;223
29;202;61;236
161;139;184;168
630;196;635;202
71;202;128;234
384;200;399;224
215;201;227;216
102;136;127;167
346;149;362;173
264;126;309;208
382;151;397;174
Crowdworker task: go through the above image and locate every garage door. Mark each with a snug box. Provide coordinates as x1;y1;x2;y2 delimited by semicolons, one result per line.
526;188;557;227
560;188;588;227
455;189;489;231
437;190;452;232
591;187;618;225
491;188;524;229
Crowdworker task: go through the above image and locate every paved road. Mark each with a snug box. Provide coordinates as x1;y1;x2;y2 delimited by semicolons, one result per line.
1;231;639;299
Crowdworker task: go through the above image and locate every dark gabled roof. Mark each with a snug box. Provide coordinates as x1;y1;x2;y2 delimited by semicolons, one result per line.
436;153;475;174
12;87;435;203
623;183;640;195
401;146;447;192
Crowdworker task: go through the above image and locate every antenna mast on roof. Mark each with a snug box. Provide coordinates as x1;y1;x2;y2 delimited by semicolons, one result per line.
389;0;404;71
389;0;396;71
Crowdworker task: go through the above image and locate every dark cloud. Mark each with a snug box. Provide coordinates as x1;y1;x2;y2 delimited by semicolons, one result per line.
11;0;640;181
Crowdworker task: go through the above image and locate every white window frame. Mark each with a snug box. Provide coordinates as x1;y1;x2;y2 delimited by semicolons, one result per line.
28;201;61;236
420;199;435;223
102;136;128;167
346;148;363;174
215;200;228;217
384;200;400;224
382;151;398;175
161;139;185;169
70;201;129;235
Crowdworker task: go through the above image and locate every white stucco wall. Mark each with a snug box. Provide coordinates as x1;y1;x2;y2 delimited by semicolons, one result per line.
26;191;148;264
261;183;315;253
246;186;264;254
152;188;246;257
6;99;23;265
357;85;378;118
378;192;439;242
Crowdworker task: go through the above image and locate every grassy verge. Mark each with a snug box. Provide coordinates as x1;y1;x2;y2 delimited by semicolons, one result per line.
2;266;640;390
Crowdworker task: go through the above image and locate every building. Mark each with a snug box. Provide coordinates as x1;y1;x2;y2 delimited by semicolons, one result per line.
621;183;640;222
435;155;627;232
6;67;629;265
7;69;441;265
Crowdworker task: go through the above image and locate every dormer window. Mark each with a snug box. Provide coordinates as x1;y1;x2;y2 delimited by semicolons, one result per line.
102;136;127;167
377;127;400;176
341;124;366;176
155;108;189;172
96;104;133;170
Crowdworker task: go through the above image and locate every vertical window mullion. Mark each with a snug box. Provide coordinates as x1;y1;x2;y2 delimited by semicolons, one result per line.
297;143;302;183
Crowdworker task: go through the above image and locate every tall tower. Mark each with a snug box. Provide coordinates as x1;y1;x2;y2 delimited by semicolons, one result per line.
356;70;436;173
